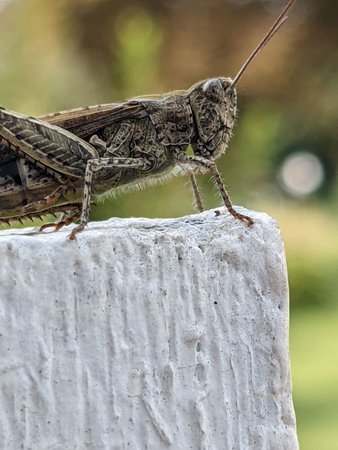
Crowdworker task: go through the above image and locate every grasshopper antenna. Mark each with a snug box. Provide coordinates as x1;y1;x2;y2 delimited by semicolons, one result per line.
231;0;296;87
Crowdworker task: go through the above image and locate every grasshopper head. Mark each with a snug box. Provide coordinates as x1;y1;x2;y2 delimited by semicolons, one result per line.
188;77;237;159
188;0;295;160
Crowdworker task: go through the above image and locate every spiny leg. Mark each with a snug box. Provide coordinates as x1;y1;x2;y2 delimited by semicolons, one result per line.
40;207;81;232
0;203;81;228
68;156;150;240
189;172;204;213
22;182;72;213
175;152;253;226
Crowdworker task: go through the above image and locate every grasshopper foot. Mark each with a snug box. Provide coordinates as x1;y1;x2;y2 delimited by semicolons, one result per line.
228;207;254;226
40;209;81;233
215;207;254;226
68;224;85;241
40;222;66;232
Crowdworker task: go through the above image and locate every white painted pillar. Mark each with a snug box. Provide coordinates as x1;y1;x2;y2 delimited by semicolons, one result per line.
0;208;298;449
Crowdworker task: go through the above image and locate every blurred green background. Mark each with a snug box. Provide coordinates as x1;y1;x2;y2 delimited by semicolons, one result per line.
0;0;337;447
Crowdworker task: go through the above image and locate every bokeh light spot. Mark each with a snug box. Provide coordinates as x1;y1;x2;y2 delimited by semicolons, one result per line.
278;151;325;197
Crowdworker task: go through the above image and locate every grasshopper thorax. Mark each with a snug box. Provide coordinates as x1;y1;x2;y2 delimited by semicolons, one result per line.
188;77;237;160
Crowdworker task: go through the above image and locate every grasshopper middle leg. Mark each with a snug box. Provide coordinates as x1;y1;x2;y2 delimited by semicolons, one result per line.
189;171;204;213
68;156;151;240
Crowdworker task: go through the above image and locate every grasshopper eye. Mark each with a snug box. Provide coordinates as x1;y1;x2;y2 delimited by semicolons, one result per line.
202;79;223;102
225;86;237;103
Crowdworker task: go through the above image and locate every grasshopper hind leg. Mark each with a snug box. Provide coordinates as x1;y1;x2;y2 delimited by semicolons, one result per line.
40;206;81;232
22;182;73;214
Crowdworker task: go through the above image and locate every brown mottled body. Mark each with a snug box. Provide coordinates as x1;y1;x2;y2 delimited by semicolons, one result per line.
0;78;250;237
0;0;295;238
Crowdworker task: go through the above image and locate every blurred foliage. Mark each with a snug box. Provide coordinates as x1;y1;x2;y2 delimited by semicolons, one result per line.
291;309;338;450
0;0;337;448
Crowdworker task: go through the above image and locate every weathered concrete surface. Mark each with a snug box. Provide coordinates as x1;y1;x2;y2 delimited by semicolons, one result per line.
0;208;298;449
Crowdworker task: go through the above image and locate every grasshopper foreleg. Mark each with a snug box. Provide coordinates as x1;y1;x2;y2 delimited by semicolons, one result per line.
68;156;150;240
176;153;254;226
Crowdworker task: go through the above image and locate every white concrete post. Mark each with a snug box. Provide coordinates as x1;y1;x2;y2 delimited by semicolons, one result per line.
0;208;298;449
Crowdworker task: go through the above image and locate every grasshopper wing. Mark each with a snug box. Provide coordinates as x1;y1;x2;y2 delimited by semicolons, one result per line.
41;99;194;147
41;102;148;138
0;107;100;178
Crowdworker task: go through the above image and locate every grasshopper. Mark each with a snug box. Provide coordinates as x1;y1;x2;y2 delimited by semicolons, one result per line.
0;0;295;240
